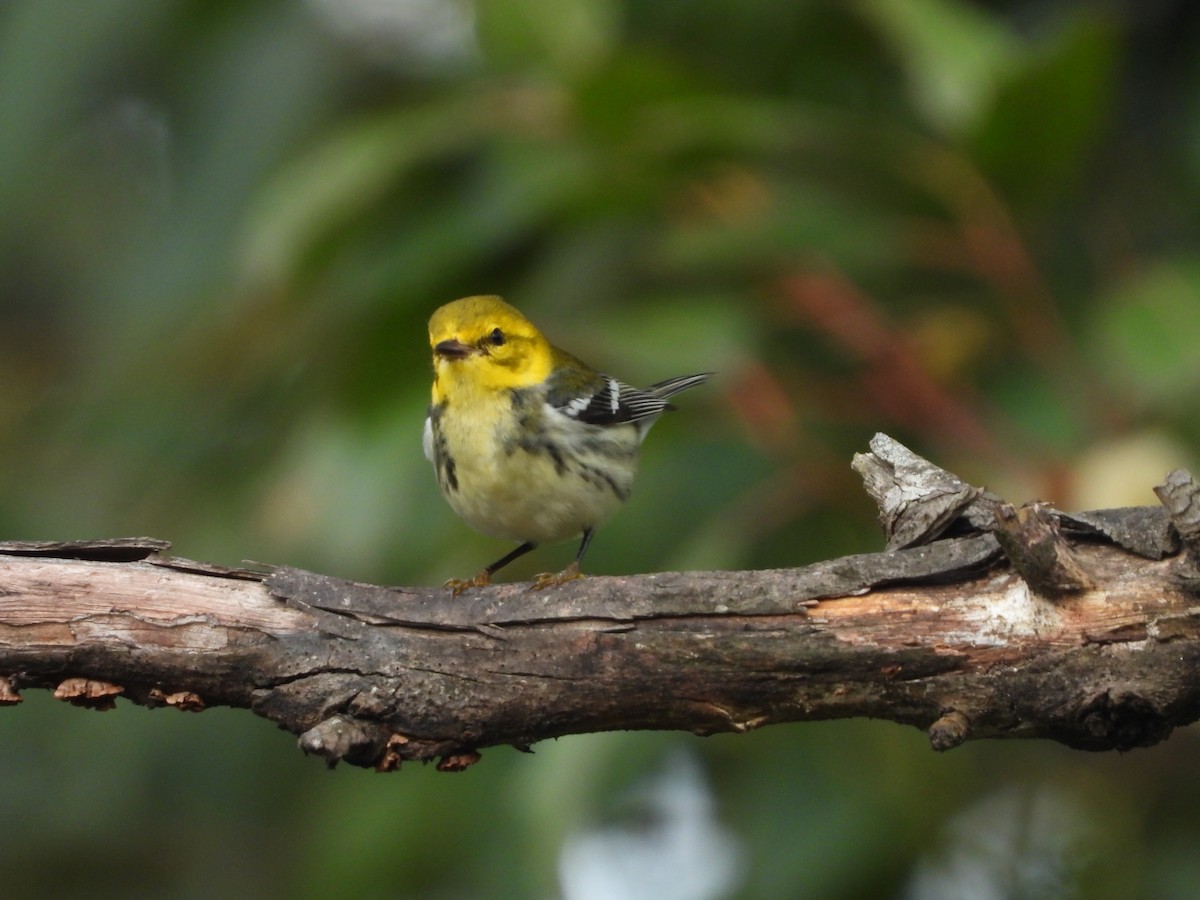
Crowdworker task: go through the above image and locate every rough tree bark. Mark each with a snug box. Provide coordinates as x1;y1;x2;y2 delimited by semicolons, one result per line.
2;434;1200;771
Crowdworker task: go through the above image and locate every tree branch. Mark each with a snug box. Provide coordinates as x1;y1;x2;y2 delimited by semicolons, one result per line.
3;435;1200;770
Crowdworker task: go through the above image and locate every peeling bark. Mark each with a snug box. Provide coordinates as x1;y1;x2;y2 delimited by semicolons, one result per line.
2;435;1200;770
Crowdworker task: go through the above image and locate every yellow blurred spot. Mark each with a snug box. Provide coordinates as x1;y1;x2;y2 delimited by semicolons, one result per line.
906;305;994;381
1070;431;1194;510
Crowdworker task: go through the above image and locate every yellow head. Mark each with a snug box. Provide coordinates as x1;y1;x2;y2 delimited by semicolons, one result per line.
428;296;553;404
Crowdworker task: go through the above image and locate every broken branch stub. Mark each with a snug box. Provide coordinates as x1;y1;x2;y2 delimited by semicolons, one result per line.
991;502;1095;596
1154;468;1200;591
851;433;986;549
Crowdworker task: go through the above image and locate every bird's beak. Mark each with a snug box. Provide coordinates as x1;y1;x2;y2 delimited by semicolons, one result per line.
434;339;477;359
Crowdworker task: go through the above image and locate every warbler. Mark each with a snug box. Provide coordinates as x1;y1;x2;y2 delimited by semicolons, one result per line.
424;295;710;592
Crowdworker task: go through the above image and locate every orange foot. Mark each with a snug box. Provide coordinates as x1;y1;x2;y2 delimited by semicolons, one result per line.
444;569;492;596
527;560;584;592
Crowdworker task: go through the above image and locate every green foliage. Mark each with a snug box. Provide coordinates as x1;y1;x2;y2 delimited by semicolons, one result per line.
862;0;1022;135
3;0;1200;896
1091;259;1200;407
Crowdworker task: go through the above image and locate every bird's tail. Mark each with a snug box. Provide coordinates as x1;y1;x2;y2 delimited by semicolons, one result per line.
645;373;713;400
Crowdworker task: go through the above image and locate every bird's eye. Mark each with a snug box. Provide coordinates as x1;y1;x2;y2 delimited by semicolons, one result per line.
488;328;505;346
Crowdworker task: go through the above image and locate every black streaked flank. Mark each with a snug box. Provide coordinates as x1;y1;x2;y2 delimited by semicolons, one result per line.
576;462;630;500
427;403;459;492
545;442;567;475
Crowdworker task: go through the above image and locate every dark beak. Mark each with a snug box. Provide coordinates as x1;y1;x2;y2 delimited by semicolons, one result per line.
434;339;476;359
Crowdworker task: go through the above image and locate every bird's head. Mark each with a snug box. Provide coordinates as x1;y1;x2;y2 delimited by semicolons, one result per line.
428;296;553;399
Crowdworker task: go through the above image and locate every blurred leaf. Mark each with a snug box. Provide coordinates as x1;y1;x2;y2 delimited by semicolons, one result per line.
1089;258;1200;408
859;0;1019;135
970;15;1118;208
475;0;620;77
989;366;1087;453
238;97;491;288
658;177;901;276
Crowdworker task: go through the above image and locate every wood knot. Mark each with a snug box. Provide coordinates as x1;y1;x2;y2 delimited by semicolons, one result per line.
298;715;390;769
928;709;971;751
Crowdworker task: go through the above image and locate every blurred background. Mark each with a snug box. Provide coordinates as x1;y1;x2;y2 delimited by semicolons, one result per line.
2;0;1200;896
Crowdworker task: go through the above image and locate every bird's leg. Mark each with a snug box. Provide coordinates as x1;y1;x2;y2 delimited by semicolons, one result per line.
528;528;593;592
445;542;537;595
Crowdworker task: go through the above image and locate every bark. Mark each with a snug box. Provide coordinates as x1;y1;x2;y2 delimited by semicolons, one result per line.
2;434;1200;771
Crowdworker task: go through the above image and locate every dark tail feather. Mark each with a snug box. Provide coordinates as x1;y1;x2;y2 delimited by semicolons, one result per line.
645;372;713;400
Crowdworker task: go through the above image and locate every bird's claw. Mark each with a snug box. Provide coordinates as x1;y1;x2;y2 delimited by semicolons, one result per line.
444;569;492;596
527;561;584;592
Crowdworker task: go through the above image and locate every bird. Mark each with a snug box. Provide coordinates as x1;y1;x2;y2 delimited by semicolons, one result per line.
423;295;710;592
